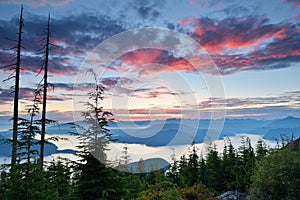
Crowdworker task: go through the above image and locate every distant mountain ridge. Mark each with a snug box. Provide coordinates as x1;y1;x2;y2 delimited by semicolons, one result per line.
1;117;299;149
0;134;76;157
118;158;170;173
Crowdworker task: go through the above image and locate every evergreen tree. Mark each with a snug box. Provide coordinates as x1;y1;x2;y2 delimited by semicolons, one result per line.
236;137;255;191
137;169;179;200
178;154;189;187
45;158;74;198
0;87;50;199
206;144;223;192
166;152;180;185
73;70;120;200
255;138;268;161
186;145;199;186
222;138;238;190
198;154;207;186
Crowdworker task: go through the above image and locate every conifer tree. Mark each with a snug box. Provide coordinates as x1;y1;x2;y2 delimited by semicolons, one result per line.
186;145;199;186
74;70;118;200
236;136;255;191
206;144;223;191
255;138;268;160
198;154;207;185
0;87;48;199
222;138;238;190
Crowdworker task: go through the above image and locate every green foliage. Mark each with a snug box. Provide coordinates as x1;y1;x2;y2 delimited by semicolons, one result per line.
73;71;124;200
206;145;223;191
136;170;179;200
0;162;43;200
45;158;74;198
222;139;238;190
236;137;255;191
248;144;300;200
1;66;298;200
177;183;214;200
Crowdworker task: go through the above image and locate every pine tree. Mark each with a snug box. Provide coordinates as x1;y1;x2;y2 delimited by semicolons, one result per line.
178;154;189;187
0;87;47;199
186;145;199;186
166;149;180;185
222;138;238;191
255;138;268;160
74;70;118;200
45;158;74;198
206;144;223;192
198;154;207;186
236;136;255;191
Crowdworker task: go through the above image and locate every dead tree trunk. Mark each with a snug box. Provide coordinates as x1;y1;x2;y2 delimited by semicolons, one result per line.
11;5;24;166
40;14;50;168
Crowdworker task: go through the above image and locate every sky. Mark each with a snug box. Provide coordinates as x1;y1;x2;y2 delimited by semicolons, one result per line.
0;0;300;125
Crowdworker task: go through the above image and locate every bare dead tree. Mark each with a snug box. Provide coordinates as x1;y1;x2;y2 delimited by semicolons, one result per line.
12;5;24;166
0;5;24;165
39;14;51;168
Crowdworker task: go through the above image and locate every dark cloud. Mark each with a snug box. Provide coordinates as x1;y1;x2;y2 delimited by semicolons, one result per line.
0;11;125;76
199;92;300;110
282;0;300;7
0;6;299;79
223;5;253;17
0;0;71;7
129;0;164;20
0;86;67;104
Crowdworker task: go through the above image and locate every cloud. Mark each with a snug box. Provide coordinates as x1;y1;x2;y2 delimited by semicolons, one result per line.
198;91;300;112
0;86;67;104
188;0;223;9
0;87;38;104
177;15;300;74
179;16;283;53
0;0;72;7
1;9;298;78
222;5;253;18
0;11;125;77
110;107;182;121
129;0;164;20
113;49;201;76
282;0;300;8
108;90;300;121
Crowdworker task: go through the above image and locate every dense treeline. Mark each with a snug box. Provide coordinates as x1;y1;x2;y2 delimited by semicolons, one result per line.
1;128;299;199
1;6;300;200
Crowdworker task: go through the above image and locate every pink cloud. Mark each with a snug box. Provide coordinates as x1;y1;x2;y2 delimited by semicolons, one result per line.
179;17;283;53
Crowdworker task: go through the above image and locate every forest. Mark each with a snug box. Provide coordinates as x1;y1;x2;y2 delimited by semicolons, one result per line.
1;6;300;200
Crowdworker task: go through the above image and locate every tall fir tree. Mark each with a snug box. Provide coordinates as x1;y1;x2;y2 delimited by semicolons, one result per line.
236;136;255;191
222;139;238;191
73;70;120;200
206;144;224;192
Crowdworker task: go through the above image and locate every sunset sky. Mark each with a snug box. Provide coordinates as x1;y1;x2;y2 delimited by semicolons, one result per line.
0;0;300;125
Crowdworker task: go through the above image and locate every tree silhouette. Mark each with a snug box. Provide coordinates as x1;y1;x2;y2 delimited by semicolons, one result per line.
39;14;52;169
0;5;24;165
73;70;117;200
